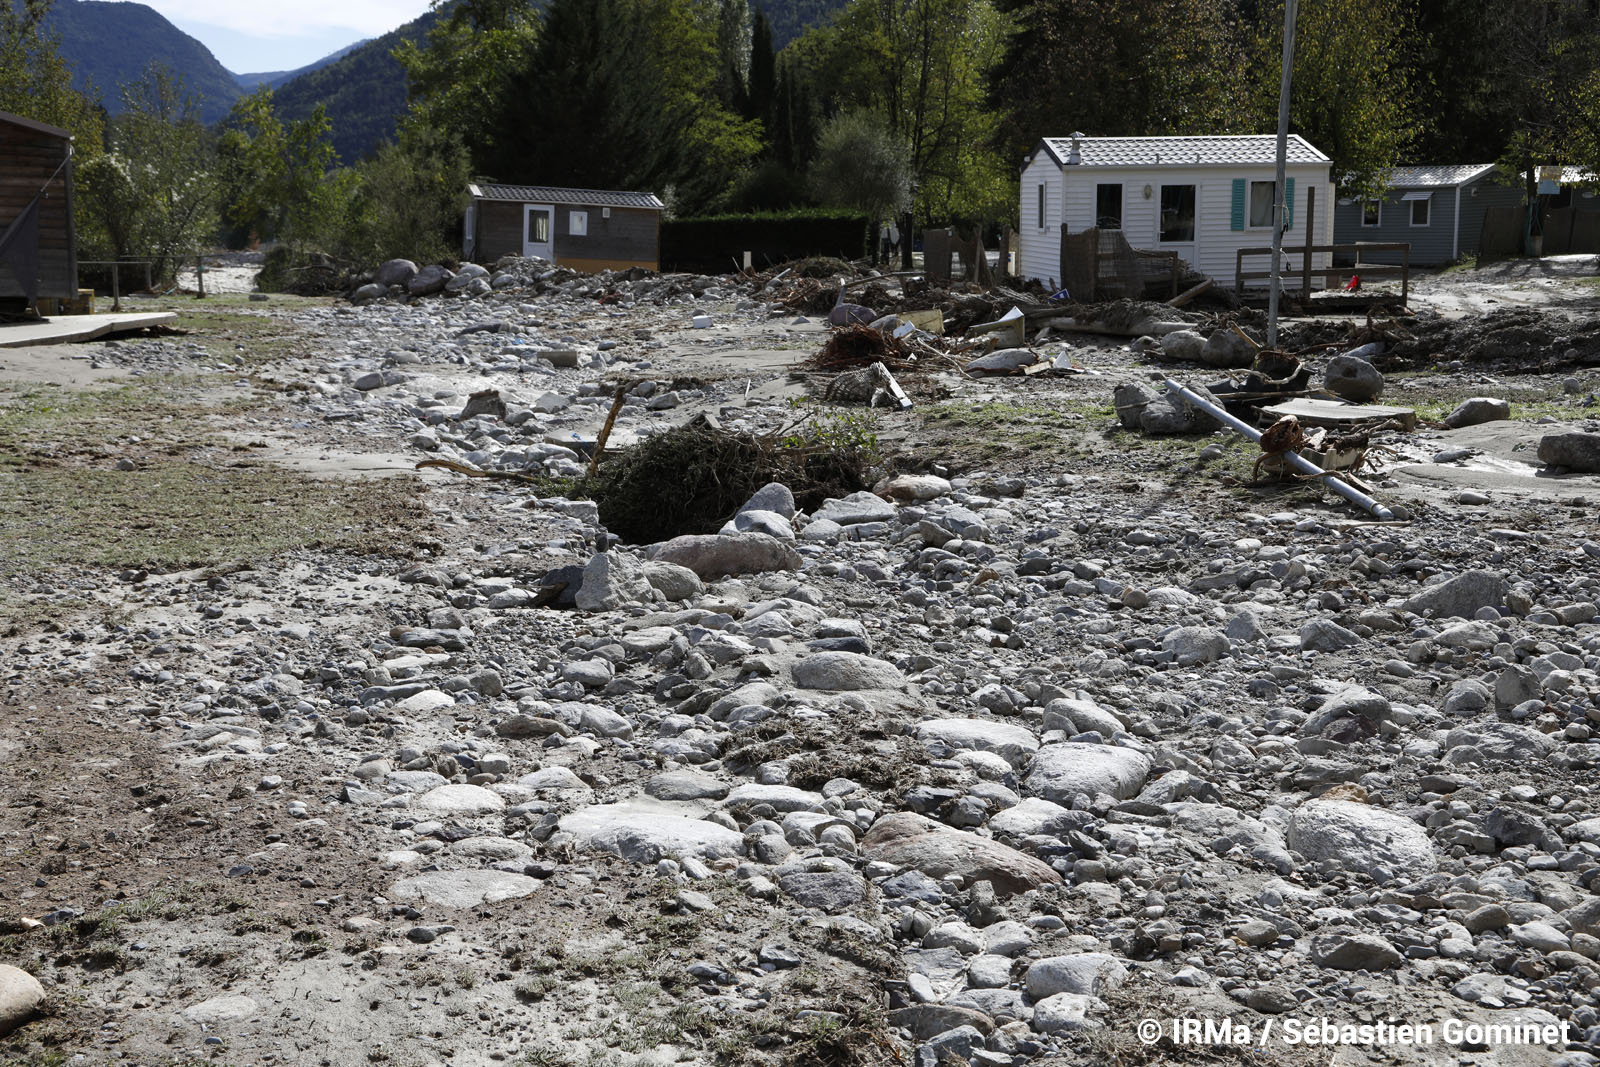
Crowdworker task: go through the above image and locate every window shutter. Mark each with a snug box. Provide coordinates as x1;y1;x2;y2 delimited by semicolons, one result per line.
1230;179;1246;231
1285;178;1296;229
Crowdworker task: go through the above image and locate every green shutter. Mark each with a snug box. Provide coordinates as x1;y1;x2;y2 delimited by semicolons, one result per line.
1285;178;1296;230
1230;179;1246;231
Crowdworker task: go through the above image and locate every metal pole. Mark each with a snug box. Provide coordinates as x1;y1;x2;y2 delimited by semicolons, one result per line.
1267;0;1299;348
1161;376;1395;520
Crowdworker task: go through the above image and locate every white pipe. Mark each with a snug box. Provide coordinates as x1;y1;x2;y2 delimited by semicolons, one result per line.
1161;376;1396;520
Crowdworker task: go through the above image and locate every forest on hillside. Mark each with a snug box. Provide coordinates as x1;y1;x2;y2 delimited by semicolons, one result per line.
2;0;1599;277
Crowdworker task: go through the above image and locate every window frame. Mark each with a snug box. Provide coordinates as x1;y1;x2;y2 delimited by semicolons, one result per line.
1037;183;1046;229
1158;183;1196;243
1095;183;1123;229
1409;198;1430;227
1248;180;1275;228
1361;200;1381;227
569;210;589;236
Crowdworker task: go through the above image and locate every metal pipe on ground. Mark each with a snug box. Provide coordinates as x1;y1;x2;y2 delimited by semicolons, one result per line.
1159;376;1396;521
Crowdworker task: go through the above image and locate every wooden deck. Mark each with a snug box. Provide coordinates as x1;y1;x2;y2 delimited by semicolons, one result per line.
0;311;178;349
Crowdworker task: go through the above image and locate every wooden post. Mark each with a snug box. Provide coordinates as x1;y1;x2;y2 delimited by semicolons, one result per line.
111;262;121;313
587;387;628;478
196;253;206;299
1400;244;1410;308
1302;185;1316;300
144;261;152;291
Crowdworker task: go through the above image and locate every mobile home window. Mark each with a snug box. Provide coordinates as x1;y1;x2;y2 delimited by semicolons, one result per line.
569;210;589;236
1158;185;1195;242
1362;200;1380;226
1248;181;1275;227
1037;184;1045;229
1409;197;1430;226
1095;183;1122;229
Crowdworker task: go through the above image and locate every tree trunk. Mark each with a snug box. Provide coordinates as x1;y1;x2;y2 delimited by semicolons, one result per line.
900;211;913;271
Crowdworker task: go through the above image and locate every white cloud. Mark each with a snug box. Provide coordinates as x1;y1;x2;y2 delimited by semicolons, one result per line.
142;0;433;40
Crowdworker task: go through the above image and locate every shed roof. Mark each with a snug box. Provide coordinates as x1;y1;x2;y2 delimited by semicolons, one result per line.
0;109;73;140
469;183;664;210
1036;134;1328;169
1386;164;1498;188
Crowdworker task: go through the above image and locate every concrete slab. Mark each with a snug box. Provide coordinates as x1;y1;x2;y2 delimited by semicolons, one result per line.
0;312;178;349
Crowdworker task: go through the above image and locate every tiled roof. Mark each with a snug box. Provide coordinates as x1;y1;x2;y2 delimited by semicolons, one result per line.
1386;164;1498;188
469;183;664;210
1038;134;1329;168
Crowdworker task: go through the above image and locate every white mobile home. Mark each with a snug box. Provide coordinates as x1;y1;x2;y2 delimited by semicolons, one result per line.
1018;133;1335;289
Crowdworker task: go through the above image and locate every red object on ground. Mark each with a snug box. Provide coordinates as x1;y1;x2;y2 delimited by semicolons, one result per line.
1343;274;1361;291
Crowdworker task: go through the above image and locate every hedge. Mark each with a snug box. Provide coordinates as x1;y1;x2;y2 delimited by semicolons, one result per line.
660;211;869;273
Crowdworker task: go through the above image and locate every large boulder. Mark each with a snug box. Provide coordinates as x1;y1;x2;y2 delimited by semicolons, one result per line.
1287;799;1435;883
389;870;542;908
1026;743;1151;803
575;550;657;612
0;966;43;1036
374;258;418;288
560;802;745;863
791;651;905;691
860;812;1062;896
649;533;801;579
1539;432;1600;473
1324;354;1384;401
407;264;453;296
1200;329;1255;368
915;719;1040;767
1400;570;1505;619
1444;397;1511;428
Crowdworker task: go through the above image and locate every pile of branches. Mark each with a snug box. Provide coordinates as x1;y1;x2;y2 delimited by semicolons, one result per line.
588;416;872;543
806;323;920;372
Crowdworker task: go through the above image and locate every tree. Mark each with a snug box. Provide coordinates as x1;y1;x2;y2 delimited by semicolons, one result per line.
218;88;345;251
344;126;473;266
809;109;912;259
76;64;216;280
1243;0;1419;199
0;0;104;145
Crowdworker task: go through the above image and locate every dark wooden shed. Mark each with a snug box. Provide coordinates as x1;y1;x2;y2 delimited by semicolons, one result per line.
0;110;76;310
464;183;663;272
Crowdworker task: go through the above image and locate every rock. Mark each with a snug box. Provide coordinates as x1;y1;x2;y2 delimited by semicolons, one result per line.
1158;330;1204;362
559;803;745;862
1026;954;1127;998
374;258;418;288
1287;799;1435;883
408;264;453;296
860;812;1062;896
389;870;542;908
811;492;896;526
878;474;952;502
779;871;867;911
1161;626;1230;666
412;784;506;816
1310;930;1403;970
915;719;1039;767
178;994;259;1026
888;1004;995;1040
1538;432;1600;472
1324;355;1384;401
729;509;795;541
1443;722;1558;762
649;533;801;579
574;551;657;612
1298;618;1362;651
1401;571;1506;619
1444;397;1511;428
791;651;906;691
646;770;729;801
1031;992;1093;1032
640;560;703;602
1026;743;1151;803
1041;698;1123;738
1200;329;1255;368
0;966;43;1036
739;482;796;518
351;282;385;304
988;798;1091;839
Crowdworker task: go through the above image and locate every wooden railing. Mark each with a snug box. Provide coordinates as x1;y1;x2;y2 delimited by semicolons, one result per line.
1235;242;1411;305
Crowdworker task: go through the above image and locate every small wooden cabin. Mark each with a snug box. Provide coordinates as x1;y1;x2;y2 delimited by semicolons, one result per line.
464;183;664;272
0;110;76;309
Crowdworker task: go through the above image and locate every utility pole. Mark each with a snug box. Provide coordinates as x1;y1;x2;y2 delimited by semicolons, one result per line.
1267;0;1299;349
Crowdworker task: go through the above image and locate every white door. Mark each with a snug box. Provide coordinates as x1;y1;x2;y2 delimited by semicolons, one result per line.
523;205;554;262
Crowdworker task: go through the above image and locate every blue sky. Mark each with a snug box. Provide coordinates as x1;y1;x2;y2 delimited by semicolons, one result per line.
138;0;434;74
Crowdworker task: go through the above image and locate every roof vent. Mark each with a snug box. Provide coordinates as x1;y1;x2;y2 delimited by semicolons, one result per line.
1067;132;1084;165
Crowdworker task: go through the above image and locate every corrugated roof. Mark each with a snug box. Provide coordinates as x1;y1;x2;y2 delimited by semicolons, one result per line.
1037;134;1329;168
469;183;664;210
0;109;73;140
1386;164;1497;188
